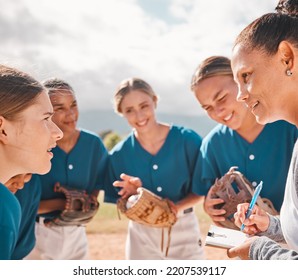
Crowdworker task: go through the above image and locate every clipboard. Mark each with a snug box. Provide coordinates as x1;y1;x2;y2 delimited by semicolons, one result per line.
205;224;249;249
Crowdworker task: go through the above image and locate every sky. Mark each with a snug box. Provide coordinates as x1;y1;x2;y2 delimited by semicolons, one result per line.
0;0;277;116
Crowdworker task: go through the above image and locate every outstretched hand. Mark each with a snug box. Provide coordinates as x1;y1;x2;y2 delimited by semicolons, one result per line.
113;173;143;199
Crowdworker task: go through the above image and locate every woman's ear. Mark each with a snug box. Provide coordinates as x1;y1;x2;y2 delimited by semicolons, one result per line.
0;116;9;144
278;41;295;70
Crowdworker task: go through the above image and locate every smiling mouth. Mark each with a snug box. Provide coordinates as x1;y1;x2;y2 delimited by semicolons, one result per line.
251;101;259;111
137;120;147;127
65;121;76;125
223;113;233;122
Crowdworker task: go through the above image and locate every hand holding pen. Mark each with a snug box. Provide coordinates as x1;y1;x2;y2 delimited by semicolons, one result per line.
232;181;270;234
240;181;263;231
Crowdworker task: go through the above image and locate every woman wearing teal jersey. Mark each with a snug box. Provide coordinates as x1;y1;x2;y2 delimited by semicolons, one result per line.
27;78;108;260
190;56;297;226
105;77;205;260
5;174;41;260
0;65;62;259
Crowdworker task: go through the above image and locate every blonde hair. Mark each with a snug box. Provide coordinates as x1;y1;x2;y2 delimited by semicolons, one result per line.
190;56;233;91
114;77;158;114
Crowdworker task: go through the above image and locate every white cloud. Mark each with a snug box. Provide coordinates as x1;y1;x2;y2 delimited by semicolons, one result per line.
169;0;194;20
0;0;277;115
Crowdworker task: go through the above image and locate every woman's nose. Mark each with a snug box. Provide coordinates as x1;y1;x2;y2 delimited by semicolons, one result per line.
236;87;249;102
52;122;63;140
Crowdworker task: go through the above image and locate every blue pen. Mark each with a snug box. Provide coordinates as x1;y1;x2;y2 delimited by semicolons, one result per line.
240;181;263;231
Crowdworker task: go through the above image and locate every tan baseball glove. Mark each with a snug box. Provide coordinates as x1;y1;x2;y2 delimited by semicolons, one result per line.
44;183;99;227
117;187;177;256
209;166;278;229
117;187;177;228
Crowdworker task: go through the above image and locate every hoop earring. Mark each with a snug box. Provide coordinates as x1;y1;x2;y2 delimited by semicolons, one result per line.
286;69;293;76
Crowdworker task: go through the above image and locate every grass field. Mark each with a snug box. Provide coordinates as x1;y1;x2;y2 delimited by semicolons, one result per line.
86;191;128;234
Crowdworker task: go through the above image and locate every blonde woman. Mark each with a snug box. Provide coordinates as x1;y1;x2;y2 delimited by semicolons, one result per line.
105;77;205;260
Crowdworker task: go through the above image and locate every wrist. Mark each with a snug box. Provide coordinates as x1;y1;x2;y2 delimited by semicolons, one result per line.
264;213;271;231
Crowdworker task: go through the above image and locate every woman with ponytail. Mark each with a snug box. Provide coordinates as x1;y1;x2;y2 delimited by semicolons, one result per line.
228;0;298;259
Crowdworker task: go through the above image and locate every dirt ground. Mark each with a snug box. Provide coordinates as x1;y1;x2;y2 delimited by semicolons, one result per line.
87;201;230;260
87;220;230;260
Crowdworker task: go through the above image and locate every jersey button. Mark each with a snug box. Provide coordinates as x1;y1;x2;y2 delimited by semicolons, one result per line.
68;164;74;170
153;164;158;170
249;154;255;160
157;186;162;192
252;181;257;187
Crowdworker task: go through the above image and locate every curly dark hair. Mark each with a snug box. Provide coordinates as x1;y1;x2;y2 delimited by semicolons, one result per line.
275;0;298;17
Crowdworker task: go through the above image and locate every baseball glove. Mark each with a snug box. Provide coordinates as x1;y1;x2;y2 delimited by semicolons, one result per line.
117;187;177;256
44;183;99;227
117;187;177;228
209;166;278;229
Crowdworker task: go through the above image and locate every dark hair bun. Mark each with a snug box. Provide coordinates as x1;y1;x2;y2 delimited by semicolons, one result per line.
275;0;298;17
